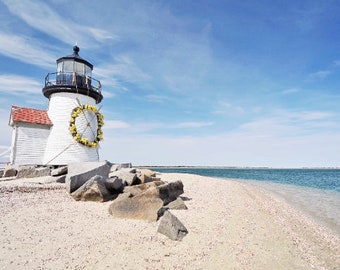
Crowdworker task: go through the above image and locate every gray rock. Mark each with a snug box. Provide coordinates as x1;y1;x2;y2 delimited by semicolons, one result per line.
66;161;112;193
123;181;165;197
105;176;124;193
71;175;113;202
120;167;137;174
3;167;17;177
139;168;156;177
119;163;132;169
164;197;188;210
157;180;184;205
123;180;184;206
16;166;50;178
136;169;158;183
108;191;163;221
157;210;188;241
109;170;138;186
110;164;120;172
54;175;66;183
51;166;68;176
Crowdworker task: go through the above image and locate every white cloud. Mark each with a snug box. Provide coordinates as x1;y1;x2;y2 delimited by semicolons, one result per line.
104;120;131;129
95;56;151;84
213;101;245;115
281;88;299;94
144;95;170;103
333;60;340;66
2;0;116;47
0;74;41;94
176;122;214;128
308;70;331;80
0;32;55;68
239;109;337;137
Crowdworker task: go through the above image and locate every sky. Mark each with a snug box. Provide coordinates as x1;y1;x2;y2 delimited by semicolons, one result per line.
0;0;339;168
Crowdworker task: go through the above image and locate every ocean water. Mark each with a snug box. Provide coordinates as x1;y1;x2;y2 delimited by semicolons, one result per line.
153;168;340;191
154;168;340;234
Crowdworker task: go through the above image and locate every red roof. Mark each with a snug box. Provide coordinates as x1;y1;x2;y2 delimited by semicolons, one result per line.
10;106;52;126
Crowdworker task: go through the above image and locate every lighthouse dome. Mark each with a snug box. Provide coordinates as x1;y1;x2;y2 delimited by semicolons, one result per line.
42;46;103;103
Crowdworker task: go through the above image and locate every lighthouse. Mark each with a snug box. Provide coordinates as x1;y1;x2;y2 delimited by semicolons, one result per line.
42;45;104;165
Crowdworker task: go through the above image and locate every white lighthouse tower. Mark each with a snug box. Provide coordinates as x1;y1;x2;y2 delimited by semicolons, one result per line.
42;45;104;165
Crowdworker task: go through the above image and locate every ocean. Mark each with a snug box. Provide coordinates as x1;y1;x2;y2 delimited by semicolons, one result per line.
153;168;340;234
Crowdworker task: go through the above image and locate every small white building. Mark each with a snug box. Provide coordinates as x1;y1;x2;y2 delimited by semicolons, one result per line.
9;106;52;165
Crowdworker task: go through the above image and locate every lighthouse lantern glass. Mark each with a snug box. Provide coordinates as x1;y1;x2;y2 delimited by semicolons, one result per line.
85;65;92;77
57;62;62;74
75;62;84;75
63;60;73;73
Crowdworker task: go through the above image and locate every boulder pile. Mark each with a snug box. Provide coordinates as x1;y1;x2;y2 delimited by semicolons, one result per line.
1;161;188;241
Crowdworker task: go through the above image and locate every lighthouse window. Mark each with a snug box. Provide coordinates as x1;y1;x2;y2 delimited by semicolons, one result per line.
75;62;84;75
57;62;63;74
63;60;74;73
85;65;92;77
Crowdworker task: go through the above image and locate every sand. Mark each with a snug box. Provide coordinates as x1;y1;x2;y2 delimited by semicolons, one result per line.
0;173;339;270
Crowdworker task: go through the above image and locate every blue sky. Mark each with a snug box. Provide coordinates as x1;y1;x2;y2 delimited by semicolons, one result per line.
0;0;339;167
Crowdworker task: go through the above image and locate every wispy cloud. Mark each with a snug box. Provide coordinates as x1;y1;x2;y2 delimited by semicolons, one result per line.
333;60;340;66
213;101;245;115
0;74;42;94
144;95;171;103
2;0;116;47
176;122;214;128
98;56;151;83
239;109;337;137
0;32;55;68
94;55;151;91
308;70;331;80
104;120;131;129
281;88;299;94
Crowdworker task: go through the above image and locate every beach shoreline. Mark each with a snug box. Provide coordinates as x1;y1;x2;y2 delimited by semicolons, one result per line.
0;173;339;269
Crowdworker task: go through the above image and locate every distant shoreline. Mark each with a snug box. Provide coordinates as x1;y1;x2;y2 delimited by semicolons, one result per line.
139;165;340;170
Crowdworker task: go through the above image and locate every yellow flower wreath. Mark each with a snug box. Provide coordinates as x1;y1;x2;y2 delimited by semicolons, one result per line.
69;104;104;148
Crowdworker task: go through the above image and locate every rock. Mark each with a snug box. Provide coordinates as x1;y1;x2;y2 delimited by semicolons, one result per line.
43;175;66;183
120;167;137;174
108;191;163;221
123;180;184;206
138;174;161;184
109;170;138;186
157;180;184;205
110;164;120;172
16;166;50;178
157;210;188;241
139;168;156;177
164;197;188;210
3;167;17;177
71;175;113;202
119;163;132;169
123;181;165;197
137;169;159;183
54;175;66;183
104;176;124;193
66;161;112;193
51;166;68;176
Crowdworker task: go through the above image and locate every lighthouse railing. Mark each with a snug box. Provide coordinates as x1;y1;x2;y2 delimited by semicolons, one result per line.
44;72;102;93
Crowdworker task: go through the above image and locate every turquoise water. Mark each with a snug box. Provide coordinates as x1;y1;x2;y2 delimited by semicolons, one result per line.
153;168;340;192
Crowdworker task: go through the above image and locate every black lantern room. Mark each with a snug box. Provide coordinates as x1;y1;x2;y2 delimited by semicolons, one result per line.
42;45;103;103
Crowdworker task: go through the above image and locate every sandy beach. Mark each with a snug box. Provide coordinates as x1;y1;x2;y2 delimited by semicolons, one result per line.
0;173;339;270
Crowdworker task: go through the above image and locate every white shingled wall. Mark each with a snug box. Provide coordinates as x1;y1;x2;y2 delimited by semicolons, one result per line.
10;123;51;165
43;92;99;165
